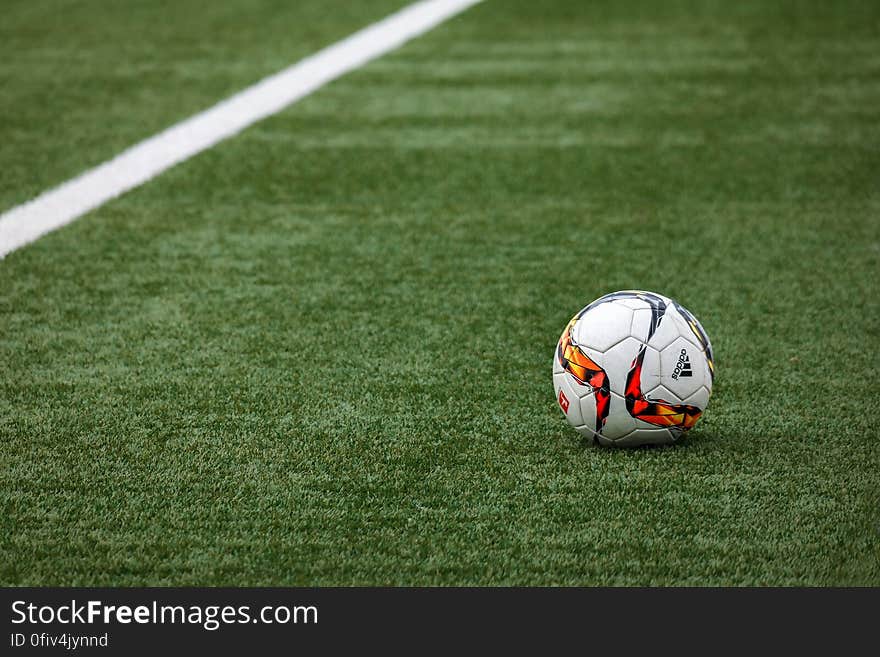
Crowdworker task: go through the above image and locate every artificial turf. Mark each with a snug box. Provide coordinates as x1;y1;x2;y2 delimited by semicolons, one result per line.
1;0;878;585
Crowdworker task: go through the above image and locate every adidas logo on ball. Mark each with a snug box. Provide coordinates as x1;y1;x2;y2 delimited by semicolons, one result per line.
671;349;693;380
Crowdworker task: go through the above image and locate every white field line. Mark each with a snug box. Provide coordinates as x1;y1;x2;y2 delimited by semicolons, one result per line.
0;0;482;259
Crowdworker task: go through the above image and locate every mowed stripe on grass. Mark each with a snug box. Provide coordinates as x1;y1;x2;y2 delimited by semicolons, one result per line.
0;0;481;258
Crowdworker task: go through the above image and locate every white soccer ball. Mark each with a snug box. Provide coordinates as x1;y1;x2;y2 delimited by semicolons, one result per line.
553;290;715;447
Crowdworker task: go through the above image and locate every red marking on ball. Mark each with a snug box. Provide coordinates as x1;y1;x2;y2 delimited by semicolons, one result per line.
558;389;570;413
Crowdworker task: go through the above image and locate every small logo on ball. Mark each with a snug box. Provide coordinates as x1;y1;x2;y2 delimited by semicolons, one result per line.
558;389;570;414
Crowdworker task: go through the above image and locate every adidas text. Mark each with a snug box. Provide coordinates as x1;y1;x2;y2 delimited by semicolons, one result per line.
672;349;694;380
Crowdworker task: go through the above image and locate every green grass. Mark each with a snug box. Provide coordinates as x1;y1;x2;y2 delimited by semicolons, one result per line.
1;0;879;585
0;0;408;210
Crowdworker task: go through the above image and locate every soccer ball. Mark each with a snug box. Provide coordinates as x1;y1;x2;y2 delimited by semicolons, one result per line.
553;290;715;447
